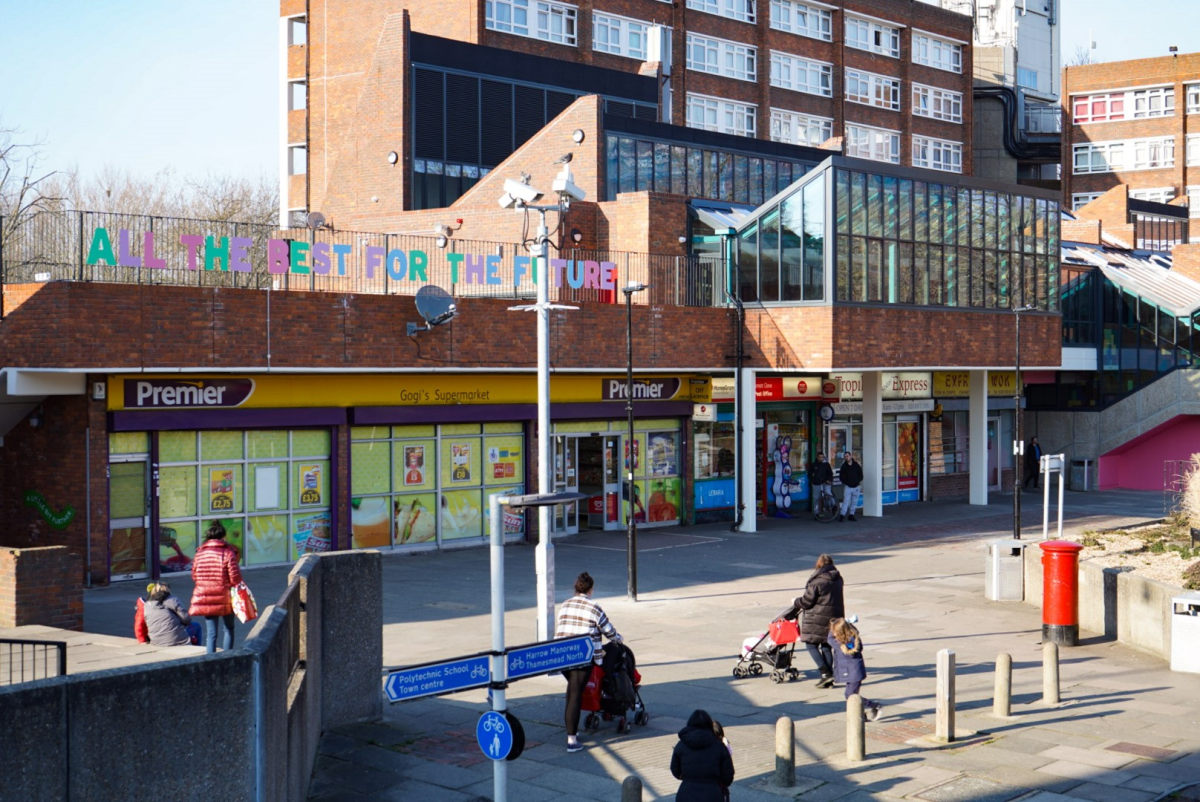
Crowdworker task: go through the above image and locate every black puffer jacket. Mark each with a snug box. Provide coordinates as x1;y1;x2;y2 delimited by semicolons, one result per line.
670;725;734;802
795;564;845;644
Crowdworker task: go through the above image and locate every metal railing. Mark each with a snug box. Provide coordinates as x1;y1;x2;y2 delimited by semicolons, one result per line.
1;210;728;309
0;638;67;686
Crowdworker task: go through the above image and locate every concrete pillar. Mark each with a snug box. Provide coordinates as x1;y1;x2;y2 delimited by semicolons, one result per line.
774;716;795;787
1043;642;1060;705
621;775;643;801
994;653;1012;718
738;367;757;532
969;370;989;505
936;648;956;742
861;371;883;518
846;695;865;762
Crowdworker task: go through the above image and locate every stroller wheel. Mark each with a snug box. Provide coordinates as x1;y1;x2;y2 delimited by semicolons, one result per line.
584;713;600;731
732;665;748;678
787;668;800;681
771;671;785;684
750;663;764;676
616;717;628;734
634;710;649;726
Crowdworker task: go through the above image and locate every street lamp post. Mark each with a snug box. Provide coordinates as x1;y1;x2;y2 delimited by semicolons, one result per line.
623;281;649;601
1013;304;1035;540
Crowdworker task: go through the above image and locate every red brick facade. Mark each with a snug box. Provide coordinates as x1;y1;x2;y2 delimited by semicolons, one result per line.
0;546;84;630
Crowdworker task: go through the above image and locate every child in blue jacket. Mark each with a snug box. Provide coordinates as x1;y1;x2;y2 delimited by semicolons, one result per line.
828;617;883;721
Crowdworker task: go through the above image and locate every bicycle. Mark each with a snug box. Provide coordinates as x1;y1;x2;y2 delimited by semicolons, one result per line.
813;483;839;523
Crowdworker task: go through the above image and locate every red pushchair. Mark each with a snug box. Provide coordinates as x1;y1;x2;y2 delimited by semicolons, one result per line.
733;602;802;683
582;642;649;734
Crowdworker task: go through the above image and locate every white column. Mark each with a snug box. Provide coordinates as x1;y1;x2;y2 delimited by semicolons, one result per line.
737;367;757;533
861;372;883;518
969;370;989;505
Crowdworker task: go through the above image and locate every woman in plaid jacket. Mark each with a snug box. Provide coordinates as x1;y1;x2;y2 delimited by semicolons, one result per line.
555;572;621;753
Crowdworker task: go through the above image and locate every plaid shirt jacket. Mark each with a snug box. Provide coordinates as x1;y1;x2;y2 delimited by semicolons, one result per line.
555;593;619;664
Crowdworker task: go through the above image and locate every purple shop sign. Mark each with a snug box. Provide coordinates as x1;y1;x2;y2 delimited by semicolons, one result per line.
124;378;255;409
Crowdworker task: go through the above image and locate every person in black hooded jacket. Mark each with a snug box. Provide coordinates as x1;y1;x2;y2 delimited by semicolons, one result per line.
795;554;845;688
670;709;735;802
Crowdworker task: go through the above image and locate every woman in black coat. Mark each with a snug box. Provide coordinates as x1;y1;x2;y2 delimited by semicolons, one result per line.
670;709;734;802
794;554;845;688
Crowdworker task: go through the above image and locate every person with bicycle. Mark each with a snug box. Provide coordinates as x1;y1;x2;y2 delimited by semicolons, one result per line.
809;452;834;518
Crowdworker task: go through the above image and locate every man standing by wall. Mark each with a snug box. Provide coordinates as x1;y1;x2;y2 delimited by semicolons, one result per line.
838;452;863;522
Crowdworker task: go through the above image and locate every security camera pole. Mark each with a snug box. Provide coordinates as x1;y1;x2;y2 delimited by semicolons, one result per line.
503;164;584;640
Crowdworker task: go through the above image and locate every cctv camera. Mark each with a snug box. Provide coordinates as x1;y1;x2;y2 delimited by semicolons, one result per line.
552;165;586;203
503;178;544;204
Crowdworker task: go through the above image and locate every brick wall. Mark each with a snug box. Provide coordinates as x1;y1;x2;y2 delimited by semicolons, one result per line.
0;546;84;630
1171;242;1200;283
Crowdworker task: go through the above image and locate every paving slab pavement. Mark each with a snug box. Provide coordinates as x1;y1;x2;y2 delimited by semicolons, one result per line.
78;489;1200;799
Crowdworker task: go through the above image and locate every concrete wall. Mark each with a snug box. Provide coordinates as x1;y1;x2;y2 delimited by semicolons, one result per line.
0;549;383;802
1023;546;1176;662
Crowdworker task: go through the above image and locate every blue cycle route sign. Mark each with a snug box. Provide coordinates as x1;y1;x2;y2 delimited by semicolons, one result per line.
506;635;595;681
383;654;490;703
477;711;513;761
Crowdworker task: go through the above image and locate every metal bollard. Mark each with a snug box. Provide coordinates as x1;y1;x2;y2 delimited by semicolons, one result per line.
936;648;956;742
1043;641;1060;705
846;694;865;762
621;775;643;802
994;653;1012;718
774;716;795;787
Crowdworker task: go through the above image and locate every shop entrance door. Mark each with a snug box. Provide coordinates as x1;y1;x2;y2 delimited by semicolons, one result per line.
602;436;621;531
987;417;1000;489
109;458;151;580
552;435;580;535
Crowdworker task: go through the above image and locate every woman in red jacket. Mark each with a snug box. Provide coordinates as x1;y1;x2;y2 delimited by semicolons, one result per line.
189;522;243;653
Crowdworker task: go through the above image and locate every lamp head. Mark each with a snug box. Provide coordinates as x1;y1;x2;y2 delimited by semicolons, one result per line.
622;282;650;296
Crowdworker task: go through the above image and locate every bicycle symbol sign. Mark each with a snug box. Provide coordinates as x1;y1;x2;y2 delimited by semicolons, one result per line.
476;711;513;760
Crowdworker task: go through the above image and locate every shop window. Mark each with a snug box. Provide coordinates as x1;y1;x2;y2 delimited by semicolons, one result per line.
694;421;736;479
109;431;150;455
929;411;968;474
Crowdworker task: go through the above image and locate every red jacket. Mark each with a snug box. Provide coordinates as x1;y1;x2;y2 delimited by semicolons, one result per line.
189;539;243;617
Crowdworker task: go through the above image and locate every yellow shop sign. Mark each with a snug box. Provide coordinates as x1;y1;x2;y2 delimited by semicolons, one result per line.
109;374;711;410
933;371;1018;398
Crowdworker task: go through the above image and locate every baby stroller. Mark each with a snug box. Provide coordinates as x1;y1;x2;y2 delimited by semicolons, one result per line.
583;642;649;734
733;602;802;683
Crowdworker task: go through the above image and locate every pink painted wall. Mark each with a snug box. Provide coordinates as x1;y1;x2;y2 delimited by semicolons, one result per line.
1098;415;1200;490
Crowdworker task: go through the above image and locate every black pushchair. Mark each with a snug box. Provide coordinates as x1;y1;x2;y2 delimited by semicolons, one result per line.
733;602;802;683
583;642;649;734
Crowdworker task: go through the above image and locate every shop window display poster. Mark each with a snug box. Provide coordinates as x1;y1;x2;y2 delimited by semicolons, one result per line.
206;517;244;562
158;522;196;573
441;489;482;539
403;446;425;486
293;510;332;558
648;433;677;476
298;463;323;506
209;468;236;513
350;497;392;548
394;493;437;545
247;515;288;565
450;443;472;483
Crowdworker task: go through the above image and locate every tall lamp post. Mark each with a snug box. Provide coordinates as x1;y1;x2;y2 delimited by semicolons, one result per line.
623;281;649;601
1013;304;1035;540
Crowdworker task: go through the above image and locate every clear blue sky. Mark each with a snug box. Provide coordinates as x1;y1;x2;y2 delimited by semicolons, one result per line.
1;1;1198;182
0;0;278;181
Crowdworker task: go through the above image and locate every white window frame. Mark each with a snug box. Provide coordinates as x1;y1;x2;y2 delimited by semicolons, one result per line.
1071;193;1103;211
1131;136;1175;170
1072;142;1124;174
1131;87;1175;119
686;0;756;24
1016;67;1040;92
486;0;578;46
1186;186;1200;218
845;68;900;111
912;32;961;73
592;11;649;60
845;16;900;59
287;80;307;112
769;51;832;96
486;0;530;36
687;33;757;82
1072;92;1124;124
912;83;962;123
845;123;900;164
686;92;757;137
912;135;962;173
288;144;307;176
1188;84;1200;115
769;0;832;41
1188;134;1200;167
536;0;578;45
769;108;833;147
1130;187;1176;205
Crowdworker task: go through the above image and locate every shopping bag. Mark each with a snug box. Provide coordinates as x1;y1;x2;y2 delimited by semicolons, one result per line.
134;598;150;643
230;581;259;624
768;618;800;645
581;664;604;710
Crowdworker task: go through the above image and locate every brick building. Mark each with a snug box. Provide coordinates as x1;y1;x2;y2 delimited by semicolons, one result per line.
1062;51;1200;227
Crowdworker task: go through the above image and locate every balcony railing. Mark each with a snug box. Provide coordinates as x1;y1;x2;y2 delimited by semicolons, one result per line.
0;210;727;310
1;638;67;686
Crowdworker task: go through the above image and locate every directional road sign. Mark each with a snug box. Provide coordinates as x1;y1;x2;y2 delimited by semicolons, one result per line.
383;654;490;703
506;635;594;681
477;711;513;761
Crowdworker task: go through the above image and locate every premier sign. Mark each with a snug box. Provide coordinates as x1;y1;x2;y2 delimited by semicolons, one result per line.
602;378;682;401
125;379;255;409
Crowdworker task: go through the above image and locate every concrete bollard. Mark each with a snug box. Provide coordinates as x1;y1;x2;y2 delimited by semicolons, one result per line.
994;653;1012;718
621;775;643;802
774;716;795;787
846;694;866;762
1043;641;1060;705
936;648;956;742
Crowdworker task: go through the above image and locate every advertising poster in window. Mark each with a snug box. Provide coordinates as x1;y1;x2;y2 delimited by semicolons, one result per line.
350;497;392;549
647;432;678;476
897;422;919;490
158;521;197;573
208;468;235;513
485;436;523;485
298;464;323;506
442;489;482;539
484;486;526;537
394;493;437;545
646;478;681;523
292;510;332;558
450;443;472;483
203;517;244;562
403;446;425;486
247;515;289;565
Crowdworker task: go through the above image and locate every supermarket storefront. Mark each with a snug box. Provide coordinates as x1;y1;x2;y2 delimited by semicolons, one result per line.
103;372;707;580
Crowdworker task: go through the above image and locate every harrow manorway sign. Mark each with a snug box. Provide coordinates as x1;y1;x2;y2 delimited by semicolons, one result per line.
84;226;621;289
505;635;594;681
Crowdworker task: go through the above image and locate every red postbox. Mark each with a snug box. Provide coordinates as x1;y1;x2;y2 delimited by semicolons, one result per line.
1040;540;1083;646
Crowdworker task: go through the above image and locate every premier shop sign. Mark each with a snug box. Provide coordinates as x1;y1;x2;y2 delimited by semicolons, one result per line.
125;379;256;409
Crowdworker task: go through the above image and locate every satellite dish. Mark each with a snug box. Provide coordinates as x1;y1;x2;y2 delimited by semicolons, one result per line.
306;211;327;230
407;285;458;336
